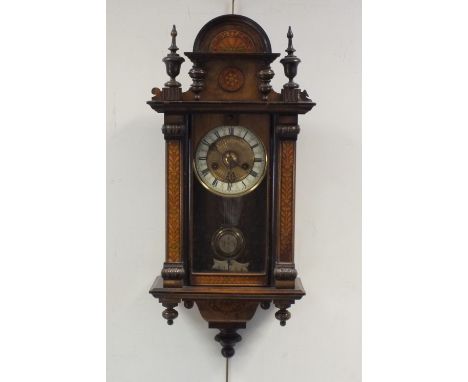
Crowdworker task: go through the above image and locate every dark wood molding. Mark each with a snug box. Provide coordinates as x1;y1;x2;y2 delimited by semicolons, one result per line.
185;52;280;64
150;276;305;300
148;100;315;114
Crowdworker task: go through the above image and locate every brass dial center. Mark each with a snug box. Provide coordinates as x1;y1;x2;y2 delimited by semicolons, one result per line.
222;151;239;168
207;136;254;183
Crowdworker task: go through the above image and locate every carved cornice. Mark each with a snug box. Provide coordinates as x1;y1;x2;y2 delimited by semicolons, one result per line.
161;124;185;140
276;124;300;140
148;100;314;114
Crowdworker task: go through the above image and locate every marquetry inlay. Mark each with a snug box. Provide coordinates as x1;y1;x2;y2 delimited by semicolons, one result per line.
167;140;182;262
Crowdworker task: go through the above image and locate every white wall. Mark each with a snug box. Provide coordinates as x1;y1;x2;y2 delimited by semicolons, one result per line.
107;0;361;381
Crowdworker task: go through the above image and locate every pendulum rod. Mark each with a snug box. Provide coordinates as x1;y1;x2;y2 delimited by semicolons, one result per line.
231;0;235;14
226;357;229;382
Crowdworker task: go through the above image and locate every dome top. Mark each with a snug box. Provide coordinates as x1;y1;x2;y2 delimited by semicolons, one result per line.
192;14;272;53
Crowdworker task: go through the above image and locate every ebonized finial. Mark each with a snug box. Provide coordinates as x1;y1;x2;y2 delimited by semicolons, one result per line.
162;25;185;89
286;26;295;55
189;63;205;100
162;302;179;325
215;329;242;358
280;26;301;90
169;25;179;54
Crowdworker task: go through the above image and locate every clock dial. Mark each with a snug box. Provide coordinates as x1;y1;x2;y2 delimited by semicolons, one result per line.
194;126;267;196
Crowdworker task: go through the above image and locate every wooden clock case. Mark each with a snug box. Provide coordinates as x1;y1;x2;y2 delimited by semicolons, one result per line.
148;14;315;358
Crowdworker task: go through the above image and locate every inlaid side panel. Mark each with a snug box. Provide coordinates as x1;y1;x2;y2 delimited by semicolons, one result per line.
161;122;186;287
167;140;182;262
274;122;300;288
278;140;295;261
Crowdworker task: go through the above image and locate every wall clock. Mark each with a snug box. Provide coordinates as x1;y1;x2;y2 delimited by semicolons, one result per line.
148;13;315;360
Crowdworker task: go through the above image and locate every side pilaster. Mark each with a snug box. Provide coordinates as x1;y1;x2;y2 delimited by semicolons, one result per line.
274;117;300;288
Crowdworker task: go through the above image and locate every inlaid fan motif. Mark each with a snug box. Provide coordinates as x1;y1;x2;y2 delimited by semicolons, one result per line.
209;29;255;52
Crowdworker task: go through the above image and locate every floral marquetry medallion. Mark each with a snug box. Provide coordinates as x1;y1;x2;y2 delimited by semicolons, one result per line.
218;67;244;92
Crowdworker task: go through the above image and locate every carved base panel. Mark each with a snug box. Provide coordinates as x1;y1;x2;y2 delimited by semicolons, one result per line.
150;276;305;357
196;300;259;325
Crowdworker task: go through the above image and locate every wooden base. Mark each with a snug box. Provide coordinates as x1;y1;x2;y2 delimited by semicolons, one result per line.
150;276;305;357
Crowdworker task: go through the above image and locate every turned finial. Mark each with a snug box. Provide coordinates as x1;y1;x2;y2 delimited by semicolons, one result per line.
280;26;301;90
162;25;185;89
286;26;295;55
169;25;179;54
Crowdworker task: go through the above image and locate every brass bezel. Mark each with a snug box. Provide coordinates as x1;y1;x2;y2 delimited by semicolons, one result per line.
210;226;246;260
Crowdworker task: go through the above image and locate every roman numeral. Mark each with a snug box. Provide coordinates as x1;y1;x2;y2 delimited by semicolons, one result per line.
254;158;263;162
250;143;259;149
227;183;232;191
198;156;207;161
201;139;210;146
214;131;221;138
212;179;218;187
250;170;258;177
242;181;247;189
242;130;248;139
228;127;234;135
201;168;209;177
